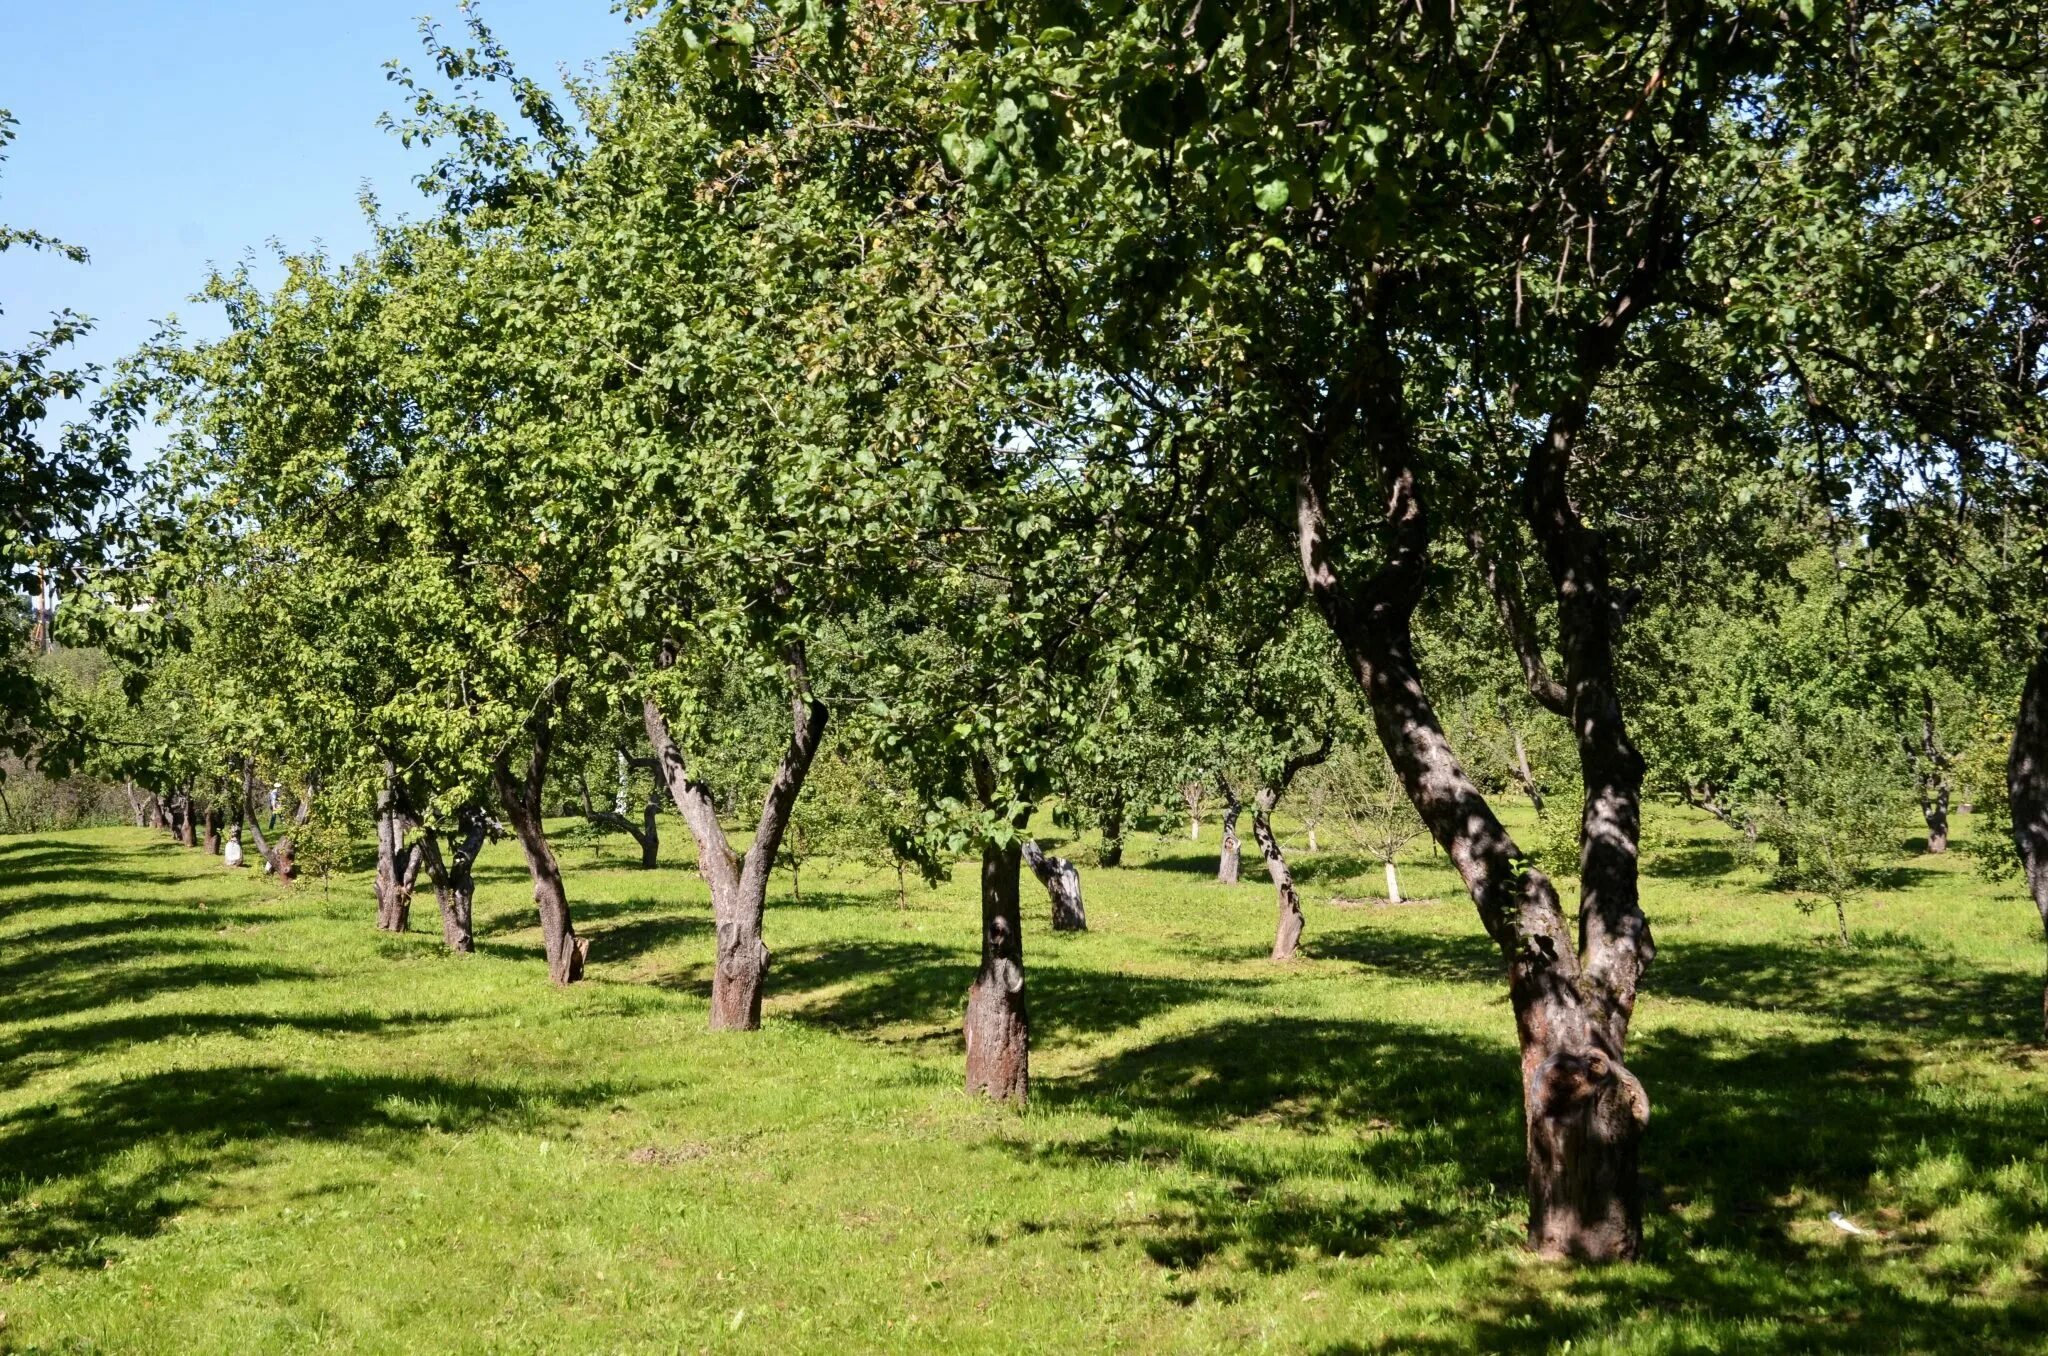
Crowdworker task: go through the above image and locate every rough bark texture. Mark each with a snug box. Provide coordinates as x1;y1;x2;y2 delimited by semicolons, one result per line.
1908;691;1954;854
1252;793;1304;960
643;642;829;1032
1250;743;1328;962
179;793;197;848
374;768;411;933
203;804;221;855
1216;776;1242;884
2011;644;2048;1040
964;837;1029;1104
241;761;296;881
493;684;586;986
1022;839;1087;931
1293;353;1649;1261
418;809;487;954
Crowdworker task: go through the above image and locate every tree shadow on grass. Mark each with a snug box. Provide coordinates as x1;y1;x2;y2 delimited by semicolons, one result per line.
0;1062;620;1277
755;938;1275;1045
1011;1015;2048;1352
0;1008;441;1094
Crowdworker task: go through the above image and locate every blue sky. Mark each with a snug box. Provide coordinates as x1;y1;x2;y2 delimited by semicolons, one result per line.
2;1;640;403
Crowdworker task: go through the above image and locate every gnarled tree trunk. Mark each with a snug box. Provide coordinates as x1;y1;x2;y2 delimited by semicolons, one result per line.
1251;741;1329;962
1251;792;1304;960
1908;691;1954;854
643;641;830;1032
1215;776;1242;884
1022;838;1086;931
419;808;488;954
1297;380;1649;1261
2011;643;2048;1040
374;765;413;933
493;682;586;986
964;835;1029;1103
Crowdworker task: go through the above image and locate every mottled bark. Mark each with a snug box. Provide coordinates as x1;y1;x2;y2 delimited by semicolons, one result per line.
1252;793;1304;960
1252;741;1328;961
2011;644;2048;1040
1216;776;1242;884
493;683;585;986
241;761;296;881
418;809;488;954
374;766;412;933
643;641;829;1032
1022;838;1086;931
1906;691;1953;854
964;836;1029;1104
1294;362;1647;1261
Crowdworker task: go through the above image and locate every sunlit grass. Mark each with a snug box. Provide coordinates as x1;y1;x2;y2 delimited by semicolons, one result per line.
1;804;2045;1352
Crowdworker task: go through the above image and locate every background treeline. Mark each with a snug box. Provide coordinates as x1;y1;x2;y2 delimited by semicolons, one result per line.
4;0;2044;1266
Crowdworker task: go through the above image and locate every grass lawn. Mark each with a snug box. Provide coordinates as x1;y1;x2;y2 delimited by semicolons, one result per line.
3;805;2047;1352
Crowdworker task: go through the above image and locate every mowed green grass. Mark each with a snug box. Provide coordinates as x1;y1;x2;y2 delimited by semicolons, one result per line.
3;806;2048;1353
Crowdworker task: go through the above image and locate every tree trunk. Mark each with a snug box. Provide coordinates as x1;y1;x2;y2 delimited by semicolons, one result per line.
493;684;586;986
374;766;411;933
1022;838;1086;931
640;795;659;869
1912;691;1954;854
1251;791;1304;960
2010;643;2048;1040
1182;782;1204;840
1384;858;1403;904
1295;417;1648;1262
1508;712;1546;813
203;804;221;855
1100;802;1125;867
179;792;197;848
241;761;294;881
643;641;830;1032
419;809;486;954
1216;776;1242;884
125;780;145;827
964;836;1029;1104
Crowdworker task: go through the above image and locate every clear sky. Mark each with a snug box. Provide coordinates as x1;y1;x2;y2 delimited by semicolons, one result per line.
2;1;641;400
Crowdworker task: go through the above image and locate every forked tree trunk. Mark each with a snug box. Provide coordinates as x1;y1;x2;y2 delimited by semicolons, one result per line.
1182;781;1204;840
1252;793;1304;960
964;836;1029;1104
1249;743;1328;961
1022;838;1086;931
241;761;294;881
1216;776;1242;884
1910;691;1954;854
419;809;487;954
2010;644;2048;1040
643;641;830;1032
1298;407;1649;1262
493;683;586;986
